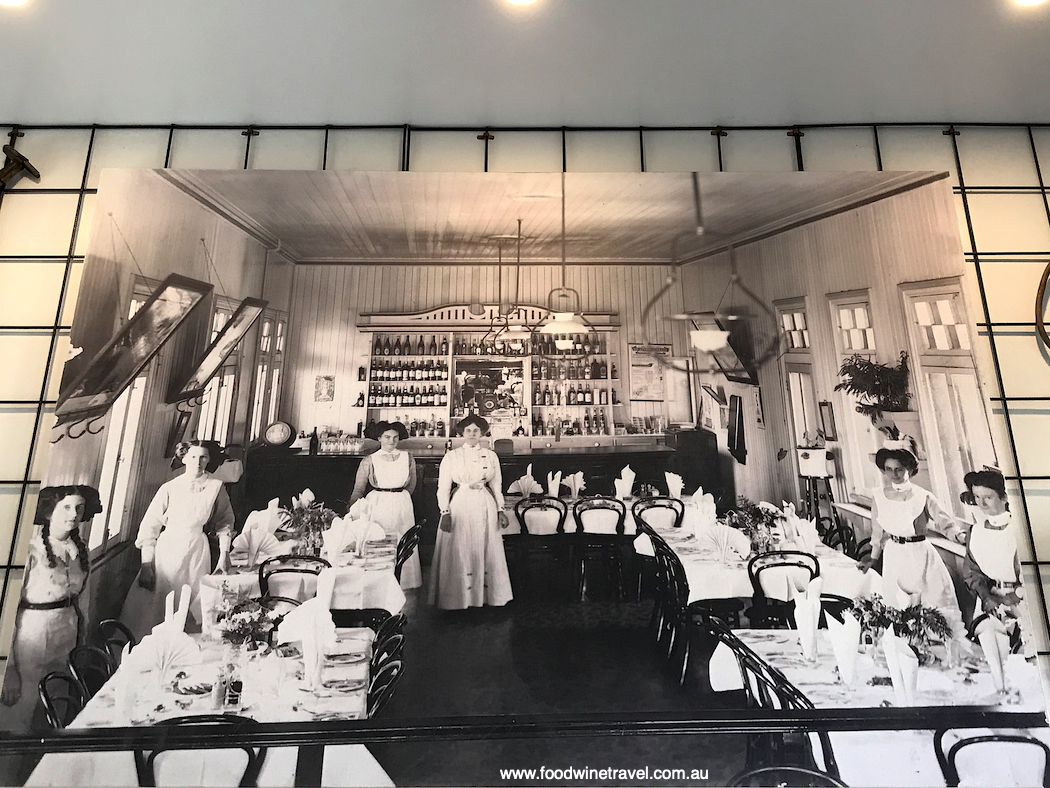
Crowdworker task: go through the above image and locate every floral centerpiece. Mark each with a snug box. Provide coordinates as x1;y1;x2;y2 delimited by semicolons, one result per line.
850;594;953;666
722;496;782;554
281;488;337;557
215;582;278;649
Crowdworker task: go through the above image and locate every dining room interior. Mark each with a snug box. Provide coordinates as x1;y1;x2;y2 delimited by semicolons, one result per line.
1;159;1047;788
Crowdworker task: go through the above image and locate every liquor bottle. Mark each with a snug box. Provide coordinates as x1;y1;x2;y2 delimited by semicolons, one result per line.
382;336;392;356
428;335;438;355
373;335;383;356
583;409;592;435
440;335;448;355
611;388;619;405
417;335;426;355
438;420;447;438
309;429;319;456
611;363;618;379
568;360;577;381
393;335;402;356
585;385;593;405
599;387;608;405
559;362;567;381
567;384;576;406
554;386;562;407
429;414;437;436
584;360;593;380
544;384;552;406
533;383;541;406
599;359;608;379
514;420;526;437
354;392;365;407
356;421;363;438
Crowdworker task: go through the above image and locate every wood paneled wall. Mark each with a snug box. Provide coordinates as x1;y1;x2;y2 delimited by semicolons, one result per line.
282;264;689;433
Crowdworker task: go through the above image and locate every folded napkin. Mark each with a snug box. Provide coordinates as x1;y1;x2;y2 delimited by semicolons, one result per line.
322;515;352;563
973;611;1011;692
346;496;373;521
563;471;586;498
882;629;920;706
665;471;684;500
696;523;751;561
125;588;202;676
242;498;287;536
508;464;543;497
275;568;338;689
232;526;283;567
692;489;719;538
151;585;193;636
825;609;861;686
345;518;387;556
793;516;820;554
791;576;823;661
614;479;632;500
546;471;563;499
619;465;636;490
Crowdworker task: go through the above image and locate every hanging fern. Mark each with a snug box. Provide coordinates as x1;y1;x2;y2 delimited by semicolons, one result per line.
834;351;912;424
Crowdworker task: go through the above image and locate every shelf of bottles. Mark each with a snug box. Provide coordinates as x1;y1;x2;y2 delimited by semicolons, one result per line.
367;332;451;438
527;332;618;437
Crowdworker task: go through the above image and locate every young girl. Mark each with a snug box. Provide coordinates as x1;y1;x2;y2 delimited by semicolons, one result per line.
0;486;101;732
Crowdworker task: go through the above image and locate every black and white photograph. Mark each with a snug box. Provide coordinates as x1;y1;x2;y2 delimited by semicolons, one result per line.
0;161;1046;788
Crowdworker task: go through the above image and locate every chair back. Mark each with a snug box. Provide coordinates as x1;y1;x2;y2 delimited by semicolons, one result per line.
514;496;569;535
817;593;854;629
822;523;858;557
395;524;422;582
375;612;406;645
259;595;300;645
258;554;331;600
652;536;690;613
371;632;406;674
632;497;685;531
727;766;847;787
38;672;85;729
934;729;1050;787
572;496;627;535
367;658;404;718
98;618;137;665
134;714;266;787
748;551;820;603
68;644;115;700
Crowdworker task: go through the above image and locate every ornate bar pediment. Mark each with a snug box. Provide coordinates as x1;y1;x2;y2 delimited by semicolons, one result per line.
357;303;619;331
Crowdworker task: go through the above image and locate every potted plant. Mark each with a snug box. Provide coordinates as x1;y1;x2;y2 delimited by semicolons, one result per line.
796;429;831;478
834;351;912;425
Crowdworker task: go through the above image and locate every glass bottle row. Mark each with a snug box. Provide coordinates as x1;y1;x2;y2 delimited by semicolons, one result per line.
370;358;448;381
533;357;616;381
532;408;609;437
372;334;449;357
532;382;615;407
368;384;448;408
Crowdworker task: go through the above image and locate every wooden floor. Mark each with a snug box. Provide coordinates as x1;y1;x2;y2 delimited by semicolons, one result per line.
367;565;748;786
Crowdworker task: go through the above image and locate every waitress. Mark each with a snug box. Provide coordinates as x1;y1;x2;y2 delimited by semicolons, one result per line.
348;421;420;588
428;414;513;610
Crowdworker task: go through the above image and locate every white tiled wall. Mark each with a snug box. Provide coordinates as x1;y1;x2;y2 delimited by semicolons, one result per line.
0;123;1048;683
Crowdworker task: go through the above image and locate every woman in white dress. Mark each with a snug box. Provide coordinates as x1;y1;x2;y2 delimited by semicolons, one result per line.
348;421;420;589
962;468;1033;658
858;448;965;635
428;415;513;610
0;486;100;732
120;442;234;640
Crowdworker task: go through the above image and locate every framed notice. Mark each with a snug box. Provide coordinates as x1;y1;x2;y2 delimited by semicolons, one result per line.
628;344;670;401
314;375;335;402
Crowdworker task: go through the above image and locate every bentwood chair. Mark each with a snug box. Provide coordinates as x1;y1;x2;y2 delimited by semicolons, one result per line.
632;497;686;602
329;607;390;632
394;524;422;583
258;555;331;601
706;616;840;782
934;729;1050;787
572;496;629;602
510;496;571;599
817;593;854;630
98;618;137;665
367;659;404;718
38;672;85;729
370;632;405;675
68;644;115;700
822;522;858;557
374;612;406;646
133;714;266;787
747;551;821;629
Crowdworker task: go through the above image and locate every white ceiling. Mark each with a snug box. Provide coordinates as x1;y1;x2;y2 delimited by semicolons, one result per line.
159;169;941;264
1;1;1048;126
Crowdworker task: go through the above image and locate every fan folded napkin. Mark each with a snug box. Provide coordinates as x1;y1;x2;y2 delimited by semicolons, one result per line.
619;465;636;489
692;488;719;538
508;464;543;497
292;488;316;510
275;568;338;689
242;498;287;535
124;586;201;676
973;613;1011;693
563;471;586;498
665;472;684;500
792;514;820;554
232;526;283;567
696;523;751;562
347;496;373;521
791;576;823;661
825;609;862;686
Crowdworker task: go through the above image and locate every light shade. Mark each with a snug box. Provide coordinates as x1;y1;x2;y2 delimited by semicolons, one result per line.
539;312;589;335
690;328;731;352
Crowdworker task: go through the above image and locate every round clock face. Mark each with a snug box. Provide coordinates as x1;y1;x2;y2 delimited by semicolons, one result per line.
264;421;293;446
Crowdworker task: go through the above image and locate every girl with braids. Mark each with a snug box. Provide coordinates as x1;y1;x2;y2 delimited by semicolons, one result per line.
0;486;101;731
119;441;234;640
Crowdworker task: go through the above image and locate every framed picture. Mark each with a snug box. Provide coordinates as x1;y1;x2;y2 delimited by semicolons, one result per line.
691;313;758;385
628;344;670;401
164;410;191;458
819;400;837;441
56;274;213;425
315;375;336;402
169;297;268;402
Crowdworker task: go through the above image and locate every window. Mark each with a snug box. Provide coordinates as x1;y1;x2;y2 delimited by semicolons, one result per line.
249;310;287;441
781;309;811;350
902;280;996;515
88;285;152;554
194;299;241;445
836;302;876;353
785;363;819;446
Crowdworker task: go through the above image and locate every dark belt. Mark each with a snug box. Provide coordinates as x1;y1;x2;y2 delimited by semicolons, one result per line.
372;486;406;492
19;597;76;611
889;534;925;544
992;579;1021;589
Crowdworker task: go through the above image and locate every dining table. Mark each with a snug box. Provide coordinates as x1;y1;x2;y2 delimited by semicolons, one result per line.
26;628;392;787
713;628;1049;787
201;536;407;621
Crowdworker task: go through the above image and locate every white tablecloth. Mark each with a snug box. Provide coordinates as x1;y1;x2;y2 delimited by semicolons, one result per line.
27;630;392;787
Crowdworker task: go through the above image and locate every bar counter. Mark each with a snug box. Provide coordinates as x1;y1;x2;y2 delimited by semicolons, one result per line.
244;435;718;562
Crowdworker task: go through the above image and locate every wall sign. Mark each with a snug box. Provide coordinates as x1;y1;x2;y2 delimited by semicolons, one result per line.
628;344;670;401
